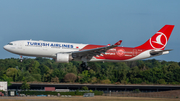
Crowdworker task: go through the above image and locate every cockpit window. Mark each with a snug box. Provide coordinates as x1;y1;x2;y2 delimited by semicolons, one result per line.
8;43;13;45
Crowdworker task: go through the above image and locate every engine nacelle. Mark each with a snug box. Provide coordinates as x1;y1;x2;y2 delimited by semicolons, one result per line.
56;53;73;63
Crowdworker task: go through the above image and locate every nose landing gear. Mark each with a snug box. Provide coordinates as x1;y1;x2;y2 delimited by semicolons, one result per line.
20;56;23;62
80;62;90;70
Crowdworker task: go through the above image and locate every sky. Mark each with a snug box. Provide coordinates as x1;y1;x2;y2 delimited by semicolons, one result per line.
0;0;179;62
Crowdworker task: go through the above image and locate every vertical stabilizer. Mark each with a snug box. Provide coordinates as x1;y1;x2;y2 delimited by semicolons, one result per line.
135;25;174;50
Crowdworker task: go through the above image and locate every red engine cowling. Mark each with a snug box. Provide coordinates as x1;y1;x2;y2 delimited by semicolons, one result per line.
56;53;73;63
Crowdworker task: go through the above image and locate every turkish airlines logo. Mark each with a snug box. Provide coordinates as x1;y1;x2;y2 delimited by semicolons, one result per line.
150;32;167;49
117;49;125;57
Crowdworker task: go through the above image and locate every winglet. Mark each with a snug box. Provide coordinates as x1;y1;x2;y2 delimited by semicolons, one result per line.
114;40;122;45
107;44;111;46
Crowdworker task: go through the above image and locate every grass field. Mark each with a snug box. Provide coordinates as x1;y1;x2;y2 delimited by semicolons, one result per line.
0;96;180;101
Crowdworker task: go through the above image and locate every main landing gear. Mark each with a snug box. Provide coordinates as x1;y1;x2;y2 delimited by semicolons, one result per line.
80;62;90;70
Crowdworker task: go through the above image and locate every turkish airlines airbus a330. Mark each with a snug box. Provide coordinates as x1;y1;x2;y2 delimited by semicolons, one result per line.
4;25;174;69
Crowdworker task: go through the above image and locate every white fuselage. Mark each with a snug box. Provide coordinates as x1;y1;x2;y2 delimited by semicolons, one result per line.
4;40;87;58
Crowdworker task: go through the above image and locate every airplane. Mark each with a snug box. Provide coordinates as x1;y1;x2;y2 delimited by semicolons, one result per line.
3;25;174;69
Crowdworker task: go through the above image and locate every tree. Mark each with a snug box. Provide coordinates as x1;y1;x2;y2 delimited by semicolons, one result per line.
39;64;50;75
20;80;30;91
6;68;18;82
43;69;53;82
51;68;66;82
51;76;59;83
157;79;166;84
64;73;77;83
32;74;41;81
6;68;18;77
100;79;111;84
22;71;36;82
130;78;142;84
90;77;97;84
168;63;180;71
0;74;12;86
81;86;88;90
78;70;91;83
129;66;140;79
28;60;40;74
2;57;180;85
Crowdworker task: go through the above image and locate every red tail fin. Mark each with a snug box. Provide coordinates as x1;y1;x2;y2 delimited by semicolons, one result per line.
135;25;174;50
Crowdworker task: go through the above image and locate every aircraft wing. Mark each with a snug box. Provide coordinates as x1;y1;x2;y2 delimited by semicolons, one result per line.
72;40;122;59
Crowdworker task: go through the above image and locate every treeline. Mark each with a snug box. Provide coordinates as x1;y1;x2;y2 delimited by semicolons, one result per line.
0;57;180;85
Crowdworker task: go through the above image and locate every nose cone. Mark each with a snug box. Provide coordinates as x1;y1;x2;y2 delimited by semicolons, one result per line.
3;45;13;52
4;44;17;54
3;45;8;50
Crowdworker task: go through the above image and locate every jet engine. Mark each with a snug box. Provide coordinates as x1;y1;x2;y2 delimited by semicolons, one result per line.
56;53;73;63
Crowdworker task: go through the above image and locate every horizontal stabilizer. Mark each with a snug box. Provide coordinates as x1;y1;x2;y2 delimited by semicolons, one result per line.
150;49;172;55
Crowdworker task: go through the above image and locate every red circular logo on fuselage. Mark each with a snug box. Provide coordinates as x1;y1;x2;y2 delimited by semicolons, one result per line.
116;49;125;57
149;32;167;49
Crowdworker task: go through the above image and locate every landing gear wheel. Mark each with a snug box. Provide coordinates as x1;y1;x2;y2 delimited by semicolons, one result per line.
80;62;86;68
80;62;90;70
20;56;23;62
87;66;90;70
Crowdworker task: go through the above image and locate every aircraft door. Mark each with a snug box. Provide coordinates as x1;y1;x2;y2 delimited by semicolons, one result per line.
43;44;48;51
133;49;137;56
18;43;23;49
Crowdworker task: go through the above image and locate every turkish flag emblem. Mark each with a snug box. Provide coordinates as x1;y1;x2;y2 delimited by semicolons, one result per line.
150;32;167;49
